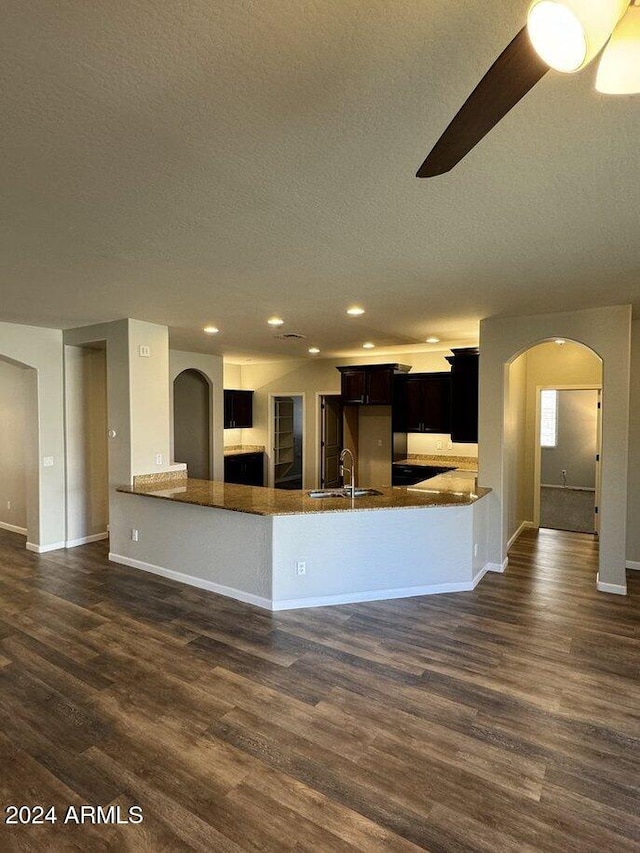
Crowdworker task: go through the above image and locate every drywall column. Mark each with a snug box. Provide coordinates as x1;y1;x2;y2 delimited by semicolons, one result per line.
479;305;631;592
627;318;640;566
128;320;172;477
170;351;224;481
0;323;65;551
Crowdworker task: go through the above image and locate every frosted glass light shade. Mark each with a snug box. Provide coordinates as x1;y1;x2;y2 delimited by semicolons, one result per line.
528;0;629;72
596;7;640;93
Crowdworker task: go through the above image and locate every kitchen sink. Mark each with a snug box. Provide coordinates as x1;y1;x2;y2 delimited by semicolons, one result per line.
307;488;383;499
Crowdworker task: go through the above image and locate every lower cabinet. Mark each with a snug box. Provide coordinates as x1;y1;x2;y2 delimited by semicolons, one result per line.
224;452;264;486
392;464;453;486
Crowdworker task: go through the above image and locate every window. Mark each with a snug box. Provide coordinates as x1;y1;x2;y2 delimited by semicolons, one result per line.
540;389;558;447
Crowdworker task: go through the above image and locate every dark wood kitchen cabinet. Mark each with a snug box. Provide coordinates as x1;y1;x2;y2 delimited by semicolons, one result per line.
223;389;253;429
337;364;410;405
224;451;264;486
445;348;479;443
393;373;451;433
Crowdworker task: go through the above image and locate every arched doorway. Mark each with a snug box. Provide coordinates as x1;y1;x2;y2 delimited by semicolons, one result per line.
506;339;602;543
173;369;212;479
479;306;631;595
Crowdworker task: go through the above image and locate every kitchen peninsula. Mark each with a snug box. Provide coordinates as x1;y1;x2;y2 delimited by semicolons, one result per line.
111;468;494;611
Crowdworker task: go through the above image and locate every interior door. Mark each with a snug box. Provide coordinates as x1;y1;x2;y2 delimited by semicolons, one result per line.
321;395;343;488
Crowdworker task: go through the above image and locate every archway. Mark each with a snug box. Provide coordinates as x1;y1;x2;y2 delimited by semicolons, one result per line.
173;369;212;479
505;339;602;547
479;306;631;595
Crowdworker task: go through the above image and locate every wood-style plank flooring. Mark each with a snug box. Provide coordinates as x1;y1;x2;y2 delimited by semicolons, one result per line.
0;526;638;851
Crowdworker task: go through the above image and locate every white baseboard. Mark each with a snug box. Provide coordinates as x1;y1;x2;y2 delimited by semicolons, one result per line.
65;532;109;548
472;563;494;588
596;572;627;596
272;579;476;611
486;557;508;574
108;552;272;611
507;521;535;551
26;541;67;554
626;560;640;571
0;521;27;536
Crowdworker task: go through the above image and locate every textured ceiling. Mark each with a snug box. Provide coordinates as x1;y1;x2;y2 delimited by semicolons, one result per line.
1;1;638;361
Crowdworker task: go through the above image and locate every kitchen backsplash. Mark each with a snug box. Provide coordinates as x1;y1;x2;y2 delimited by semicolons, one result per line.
407;432;478;458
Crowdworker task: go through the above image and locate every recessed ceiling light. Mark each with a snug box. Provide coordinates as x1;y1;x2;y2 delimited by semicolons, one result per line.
362;342;375;349
268;317;284;326
554;338;566;345
203;325;219;334
426;336;440;344
347;306;365;316
308;347;320;355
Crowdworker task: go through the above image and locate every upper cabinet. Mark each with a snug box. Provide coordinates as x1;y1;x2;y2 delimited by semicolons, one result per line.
337;364;410;405
393;373;451;434
223;389;254;429
445;348;479;443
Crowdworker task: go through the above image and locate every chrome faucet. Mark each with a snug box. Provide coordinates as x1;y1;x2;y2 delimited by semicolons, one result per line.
339;448;356;497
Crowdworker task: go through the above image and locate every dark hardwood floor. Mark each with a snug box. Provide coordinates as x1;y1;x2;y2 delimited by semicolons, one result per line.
0;526;638;851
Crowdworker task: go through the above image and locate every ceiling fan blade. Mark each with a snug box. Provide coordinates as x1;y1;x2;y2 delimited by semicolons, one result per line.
417;27;550;178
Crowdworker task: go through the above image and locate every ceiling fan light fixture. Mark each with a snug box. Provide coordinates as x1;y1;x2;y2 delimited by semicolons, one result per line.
596;6;640;93
527;0;628;72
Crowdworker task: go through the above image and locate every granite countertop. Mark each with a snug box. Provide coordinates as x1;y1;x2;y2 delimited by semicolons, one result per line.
393;454;478;472
223;445;265;457
118;475;490;517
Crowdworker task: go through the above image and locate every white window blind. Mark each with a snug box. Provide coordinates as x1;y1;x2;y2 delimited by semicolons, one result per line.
540;389;558;448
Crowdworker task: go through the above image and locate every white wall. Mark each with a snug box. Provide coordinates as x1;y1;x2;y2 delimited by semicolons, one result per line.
0;322;65;551
0;360;32;533
627;318;640;566
170;350;224;481
479;305;631;591
128;320;172;477
505;353;528;543
223;361;244;448
65;346;109;544
109;492;273;607
541;389;598;488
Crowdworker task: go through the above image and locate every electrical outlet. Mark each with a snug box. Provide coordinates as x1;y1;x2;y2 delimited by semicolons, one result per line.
155;453;163;465
296;561;306;576
6;500;11;510
131;528;139;542
447;440;453;450
436;440;443;450
42;456;54;467
139;345;151;357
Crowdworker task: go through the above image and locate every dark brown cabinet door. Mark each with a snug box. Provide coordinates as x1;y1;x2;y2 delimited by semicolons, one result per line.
340;370;368;404
338;364;409;405
446;349;479;443
422;374;451;432
223;389;253;428
366;367;394;405
224;452;264;486
393;374;451;433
